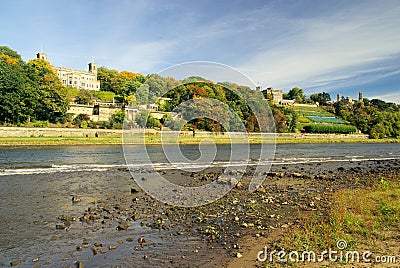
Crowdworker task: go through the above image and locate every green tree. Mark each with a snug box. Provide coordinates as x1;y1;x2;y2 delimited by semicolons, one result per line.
288;87;306;103
135;110;150;127
76;89;93;105
110;109;125;124
310;92;331;105
0;46;68;124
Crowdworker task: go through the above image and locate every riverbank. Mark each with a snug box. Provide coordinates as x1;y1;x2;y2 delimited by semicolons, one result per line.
0;135;399;146
4;126;397;146
2;144;400;267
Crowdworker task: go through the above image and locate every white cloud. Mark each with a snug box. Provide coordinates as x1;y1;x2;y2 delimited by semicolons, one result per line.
238;1;400;91
369;92;400;104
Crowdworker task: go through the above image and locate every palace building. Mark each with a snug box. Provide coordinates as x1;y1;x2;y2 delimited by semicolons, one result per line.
36;52;100;91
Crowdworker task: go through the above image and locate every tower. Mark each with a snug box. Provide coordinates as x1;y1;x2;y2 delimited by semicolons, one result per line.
88;61;97;75
358;92;363;101
36;52;47;61
337;94;340;102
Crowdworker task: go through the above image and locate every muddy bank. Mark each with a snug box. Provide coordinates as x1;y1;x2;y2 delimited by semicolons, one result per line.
1;158;400;267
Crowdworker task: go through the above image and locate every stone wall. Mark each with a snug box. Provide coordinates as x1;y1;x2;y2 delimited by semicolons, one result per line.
0;127;369;139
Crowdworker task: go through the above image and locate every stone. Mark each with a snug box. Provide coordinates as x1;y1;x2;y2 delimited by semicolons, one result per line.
10;260;23;266
117;220;130;230
130;188;139;194
292;173;303;178
108;244;118;250
236;253;243;258
256;185;266;193
235;181;244;189
72;195;81;203
56;224;65;230
75;261;83;268
138;237;148;245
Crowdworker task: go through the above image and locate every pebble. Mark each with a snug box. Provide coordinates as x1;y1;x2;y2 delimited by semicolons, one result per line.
117;220;130;230
72;195;81;203
108;244;118;250
138;237;148;244
10;260;23;266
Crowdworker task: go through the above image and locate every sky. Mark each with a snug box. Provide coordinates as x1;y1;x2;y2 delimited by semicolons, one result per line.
1;0;399;103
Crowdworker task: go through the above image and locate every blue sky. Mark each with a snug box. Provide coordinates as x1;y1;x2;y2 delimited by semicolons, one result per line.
1;0;399;103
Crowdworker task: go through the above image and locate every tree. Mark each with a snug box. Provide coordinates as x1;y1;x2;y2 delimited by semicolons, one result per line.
273;108;287;132
135;110;150;127
310;92;331;105
0;46;68;124
288;87;306;103
76;89;93;105
110;109;125;124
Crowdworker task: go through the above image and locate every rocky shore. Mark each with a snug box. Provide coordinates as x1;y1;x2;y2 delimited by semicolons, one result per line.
30;158;398;267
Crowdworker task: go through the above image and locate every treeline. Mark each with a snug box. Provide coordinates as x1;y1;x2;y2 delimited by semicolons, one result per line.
96;68;273;132
0;46;68;124
1;46;399;137
333;99;400;138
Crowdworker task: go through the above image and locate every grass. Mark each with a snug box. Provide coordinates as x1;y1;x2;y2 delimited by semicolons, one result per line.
291;105;335;117
278;175;400;263
0;135;399;146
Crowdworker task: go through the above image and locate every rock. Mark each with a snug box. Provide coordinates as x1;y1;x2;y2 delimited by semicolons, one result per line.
256;185;266;193
59;215;76;222
72;195;81;203
32;258;39;262
130;188;139;194
236;252;243;258
75;261;83;268
138;237;148;245
92;247;98;255
56;224;66;230
117;220;130;230
235;181;244;189
292;173;303;178
76;245;82;251
234;216;239;222
126;237;134;242
10;260;23;266
108;244;118;250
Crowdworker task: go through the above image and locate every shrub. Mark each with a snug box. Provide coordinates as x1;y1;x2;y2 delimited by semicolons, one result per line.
303;124;357;134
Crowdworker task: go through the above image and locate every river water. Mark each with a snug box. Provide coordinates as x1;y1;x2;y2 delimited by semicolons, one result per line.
0;143;399;267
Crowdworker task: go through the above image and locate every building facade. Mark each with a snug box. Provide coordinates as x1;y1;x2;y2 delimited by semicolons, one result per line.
36;52;100;91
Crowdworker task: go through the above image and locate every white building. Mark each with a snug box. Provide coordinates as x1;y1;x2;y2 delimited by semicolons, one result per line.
36;52;100;91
